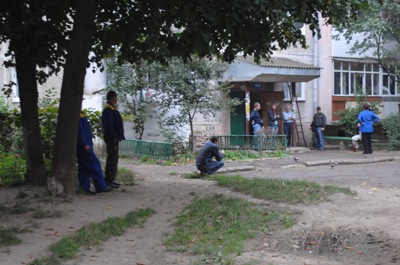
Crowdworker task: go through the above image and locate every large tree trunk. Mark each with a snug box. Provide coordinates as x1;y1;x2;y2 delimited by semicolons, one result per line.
50;0;97;195
14;53;47;185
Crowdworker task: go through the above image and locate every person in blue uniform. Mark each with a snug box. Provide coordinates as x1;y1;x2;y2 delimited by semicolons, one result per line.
101;91;125;188
77;111;108;194
358;103;379;154
196;136;224;175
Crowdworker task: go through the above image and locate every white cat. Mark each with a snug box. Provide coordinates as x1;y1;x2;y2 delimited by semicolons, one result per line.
47;177;65;196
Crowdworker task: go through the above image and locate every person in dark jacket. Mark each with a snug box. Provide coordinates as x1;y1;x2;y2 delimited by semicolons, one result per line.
101;91;125;188
196;136;224;175
358;103;379;154
267;103;281;148
250;102;264;150
77;111;108;194
310;106;327;150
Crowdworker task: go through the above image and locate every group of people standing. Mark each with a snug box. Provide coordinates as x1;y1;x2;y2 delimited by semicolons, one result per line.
195;102;379;176
248;102;379;154
250;102;296;149
311;104;379;154
76;90;125;195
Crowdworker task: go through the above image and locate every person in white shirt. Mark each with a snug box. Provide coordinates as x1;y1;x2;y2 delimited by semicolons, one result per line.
282;104;296;147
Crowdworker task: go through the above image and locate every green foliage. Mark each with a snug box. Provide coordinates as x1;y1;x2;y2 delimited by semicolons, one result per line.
0;100;102;160
382;114;400;150
0;96;9;113
0;107;22;153
334;95;381;136
335;0;400;79
117;167;135;185
29;208;154;265
154;57;238;152
105;58;152;140
164;194;295;263
223;150;287;161
0;200;32;215
32;209;63;219
209;175;356;204
0;227;23;247
82;109;103;140
39;100;59;159
0;153;26;186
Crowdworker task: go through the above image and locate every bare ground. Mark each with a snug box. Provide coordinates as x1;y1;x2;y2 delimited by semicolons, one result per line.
1;158;400;265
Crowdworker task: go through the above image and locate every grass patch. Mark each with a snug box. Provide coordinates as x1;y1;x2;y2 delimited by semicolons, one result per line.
164;194;294;263
32;209;62;219
15;191;29;199
29;208;154;265
0;227;23;247
209;175;356;204
223;150;287;161
0;200;33;215
117;167;135;185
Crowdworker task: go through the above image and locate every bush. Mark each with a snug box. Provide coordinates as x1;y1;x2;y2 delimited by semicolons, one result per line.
334;94;381;137
0;153;26;186
382;114;400;150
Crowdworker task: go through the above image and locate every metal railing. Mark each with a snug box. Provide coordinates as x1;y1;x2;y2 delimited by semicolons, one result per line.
119;139;174;159
217;135;287;151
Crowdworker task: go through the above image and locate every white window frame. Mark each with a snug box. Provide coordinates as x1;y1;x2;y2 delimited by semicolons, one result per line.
283;82;305;101
11;68;20;103
333;60;397;96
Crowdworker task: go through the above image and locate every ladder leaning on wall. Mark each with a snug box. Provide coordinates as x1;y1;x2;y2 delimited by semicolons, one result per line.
287;82;307;148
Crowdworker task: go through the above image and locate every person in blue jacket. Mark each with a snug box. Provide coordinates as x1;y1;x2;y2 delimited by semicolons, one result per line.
196;136;225;175
250;102;264;150
101;91;125;188
358;103;379;154
77;111;108;194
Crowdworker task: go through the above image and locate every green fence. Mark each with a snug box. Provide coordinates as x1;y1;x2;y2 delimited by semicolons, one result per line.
119;139;174;160
217;135;287;151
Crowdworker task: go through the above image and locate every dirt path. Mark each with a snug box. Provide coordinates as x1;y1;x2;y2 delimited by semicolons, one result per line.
1;160;400;265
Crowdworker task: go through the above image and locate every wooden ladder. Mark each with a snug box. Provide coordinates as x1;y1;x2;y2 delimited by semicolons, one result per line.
288;82;307;147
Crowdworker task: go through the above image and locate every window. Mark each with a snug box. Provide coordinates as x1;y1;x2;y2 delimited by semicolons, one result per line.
333;60;397;96
283;82;305;101
11;68;19;103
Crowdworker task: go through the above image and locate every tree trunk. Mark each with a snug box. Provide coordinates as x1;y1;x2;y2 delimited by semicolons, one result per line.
50;0;97;195
189;116;195;152
14;53;47;185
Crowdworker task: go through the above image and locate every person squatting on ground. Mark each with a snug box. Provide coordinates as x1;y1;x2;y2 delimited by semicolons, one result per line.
196;136;225;175
352;123;361;152
267;103;281;148
358;103;379;154
77;111;108;194
250;102;264;150
282;104;296;147
310;106;327;151
102;91;125;188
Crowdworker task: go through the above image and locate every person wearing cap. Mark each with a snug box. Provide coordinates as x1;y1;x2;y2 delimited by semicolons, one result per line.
358;103;379;154
310;106;326;150
101;91;125;188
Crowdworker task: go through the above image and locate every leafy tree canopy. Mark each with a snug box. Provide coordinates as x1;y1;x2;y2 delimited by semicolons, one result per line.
335;0;400;79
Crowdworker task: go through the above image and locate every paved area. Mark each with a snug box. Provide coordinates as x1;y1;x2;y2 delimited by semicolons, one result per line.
179;148;400;175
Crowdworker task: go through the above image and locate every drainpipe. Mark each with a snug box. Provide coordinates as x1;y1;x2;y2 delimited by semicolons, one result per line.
313;33;318;111
245;82;250;135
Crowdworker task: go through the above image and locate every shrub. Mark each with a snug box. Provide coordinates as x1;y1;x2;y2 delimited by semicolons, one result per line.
334;94;381;137
0;153;26;186
382;114;400;150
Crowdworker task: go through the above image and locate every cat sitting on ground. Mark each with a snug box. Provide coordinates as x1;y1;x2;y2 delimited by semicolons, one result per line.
47;176;65;196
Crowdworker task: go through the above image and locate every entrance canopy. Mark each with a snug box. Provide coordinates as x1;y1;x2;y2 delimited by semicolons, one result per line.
223;56;320;83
